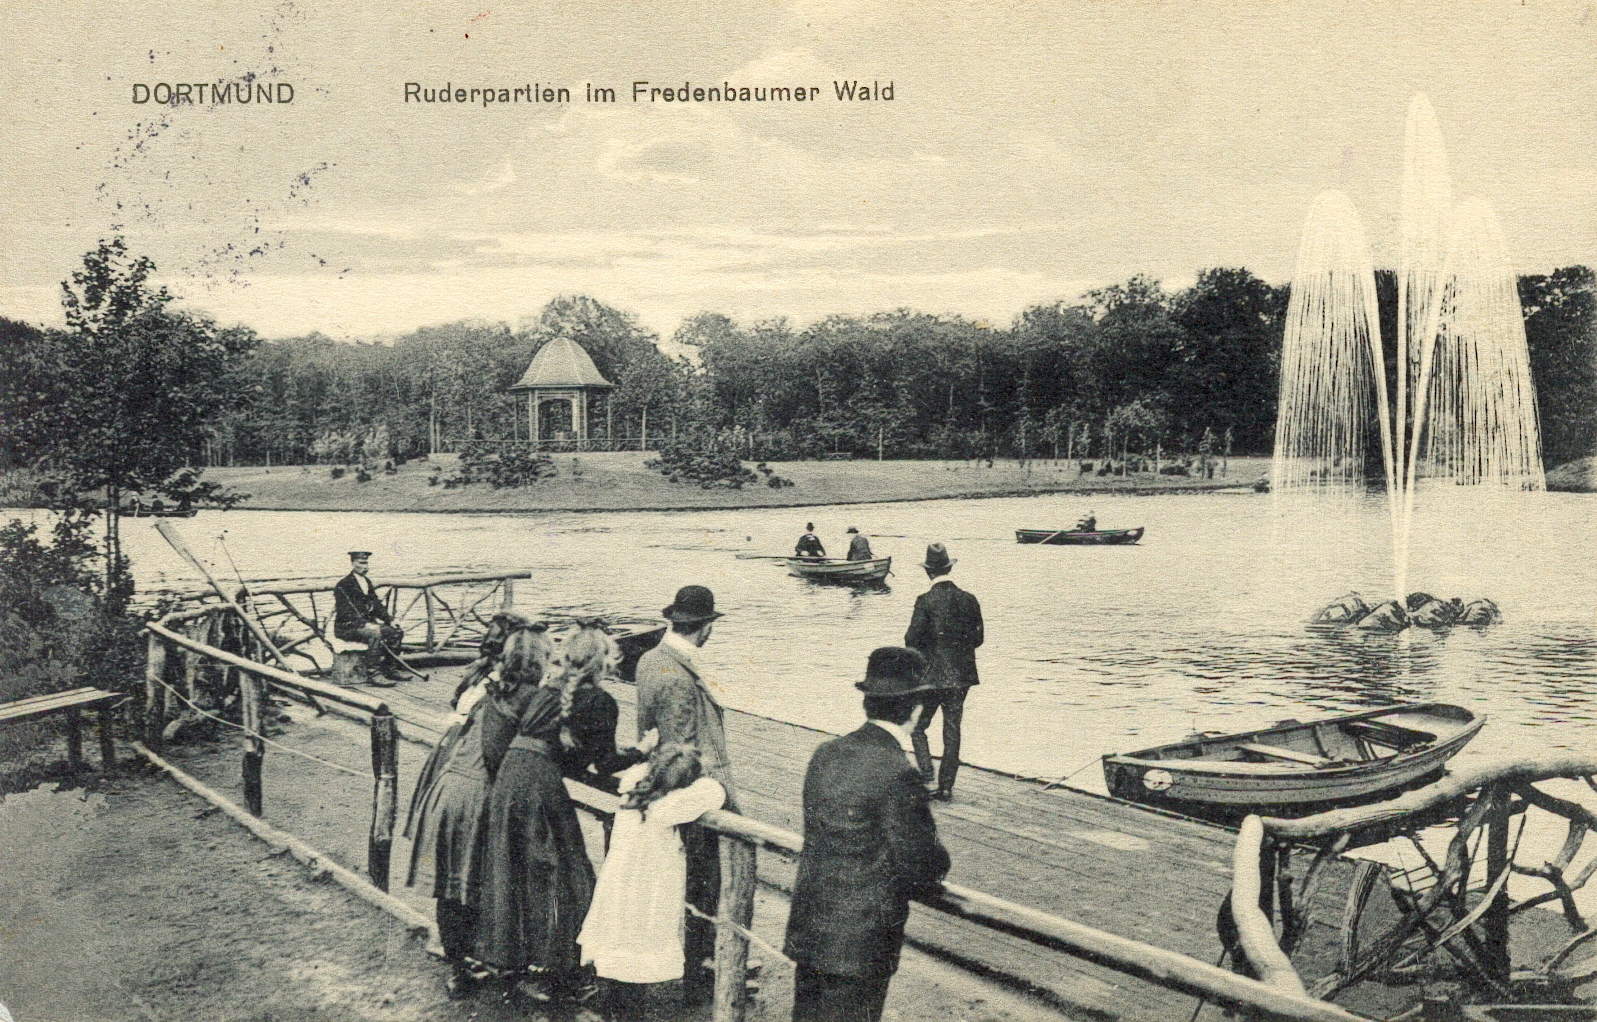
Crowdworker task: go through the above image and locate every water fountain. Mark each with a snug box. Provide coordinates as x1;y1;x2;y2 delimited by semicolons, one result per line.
1273;94;1544;617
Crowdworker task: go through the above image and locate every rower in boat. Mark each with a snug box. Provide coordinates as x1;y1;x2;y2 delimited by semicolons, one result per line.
795;522;826;560
845;526;874;561
1076;512;1096;533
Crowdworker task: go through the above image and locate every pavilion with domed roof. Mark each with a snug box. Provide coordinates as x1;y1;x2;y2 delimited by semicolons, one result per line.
508;337;614;445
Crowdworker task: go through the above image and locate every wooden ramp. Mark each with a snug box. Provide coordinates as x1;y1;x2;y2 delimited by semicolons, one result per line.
373;669;1242;1021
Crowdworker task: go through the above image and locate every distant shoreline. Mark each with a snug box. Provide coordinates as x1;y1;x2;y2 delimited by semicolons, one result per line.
8;452;1588;518
182;453;1276;514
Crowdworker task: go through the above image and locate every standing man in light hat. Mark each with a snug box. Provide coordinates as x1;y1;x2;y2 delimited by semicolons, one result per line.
784;646;950;1022
333;549;406;682
904;542;983;801
633;584;734;1002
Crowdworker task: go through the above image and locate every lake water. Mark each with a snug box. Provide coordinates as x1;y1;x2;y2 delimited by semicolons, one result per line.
105;487;1596;788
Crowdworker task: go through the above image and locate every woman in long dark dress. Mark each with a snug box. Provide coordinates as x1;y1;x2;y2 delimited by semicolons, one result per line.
556;620;648;796
403;610;528;842
476;622;596;1001
404;681;492;996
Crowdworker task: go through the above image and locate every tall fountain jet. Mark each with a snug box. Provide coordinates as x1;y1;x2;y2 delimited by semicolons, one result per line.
1273;94;1544;598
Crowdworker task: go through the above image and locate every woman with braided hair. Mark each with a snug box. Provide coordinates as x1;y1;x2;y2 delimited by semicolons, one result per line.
555;620;649;796
476;621;596;1003
579;743;725;1020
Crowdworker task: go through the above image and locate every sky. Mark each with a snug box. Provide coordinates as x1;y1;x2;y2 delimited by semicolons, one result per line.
2;0;1593;343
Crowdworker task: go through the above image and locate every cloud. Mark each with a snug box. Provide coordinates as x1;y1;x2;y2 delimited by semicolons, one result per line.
452;160;517;196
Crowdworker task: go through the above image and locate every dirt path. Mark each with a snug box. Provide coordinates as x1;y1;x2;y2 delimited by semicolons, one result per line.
0;770;486;1022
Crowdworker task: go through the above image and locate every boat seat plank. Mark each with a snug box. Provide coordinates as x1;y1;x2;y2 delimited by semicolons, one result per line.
1235;741;1333;766
1341;719;1435;749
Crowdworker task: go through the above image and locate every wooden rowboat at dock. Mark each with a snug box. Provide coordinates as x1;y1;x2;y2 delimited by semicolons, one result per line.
784;556;892;584
1101;702;1484;819
1016;526;1144;545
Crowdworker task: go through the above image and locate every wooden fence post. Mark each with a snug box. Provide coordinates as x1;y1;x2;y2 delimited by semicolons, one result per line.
144;632;168;749
423;588;436;652
239;666;265;816
368;707;398;891
712;834;757;1022
65;707;83;772
1483;783;1512;985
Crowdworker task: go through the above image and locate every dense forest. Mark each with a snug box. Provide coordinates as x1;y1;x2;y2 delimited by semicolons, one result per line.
4;264;1594;471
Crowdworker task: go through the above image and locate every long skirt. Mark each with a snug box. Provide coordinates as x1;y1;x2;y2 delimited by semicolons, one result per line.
476;748;595;973
406;767;489;902
403;720;464;841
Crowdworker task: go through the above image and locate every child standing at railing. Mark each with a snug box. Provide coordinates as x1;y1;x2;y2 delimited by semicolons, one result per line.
579;744;725;1021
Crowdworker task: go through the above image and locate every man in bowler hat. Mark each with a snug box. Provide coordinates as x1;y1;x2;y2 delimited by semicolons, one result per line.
633;584;734;1000
784;647;951;1022
904;542;983;800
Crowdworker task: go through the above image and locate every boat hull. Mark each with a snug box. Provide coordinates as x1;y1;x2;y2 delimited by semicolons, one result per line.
1016;527;1144;545
1101;703;1484;819
785;556;892;583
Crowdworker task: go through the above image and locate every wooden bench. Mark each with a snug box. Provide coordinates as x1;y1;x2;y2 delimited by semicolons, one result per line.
1236;742;1333;767
0;687;122;771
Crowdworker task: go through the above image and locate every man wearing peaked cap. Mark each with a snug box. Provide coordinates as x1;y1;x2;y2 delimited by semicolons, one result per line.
904;542;983;801
333;549;406;682
784;646;949;1021
632;584;731;1002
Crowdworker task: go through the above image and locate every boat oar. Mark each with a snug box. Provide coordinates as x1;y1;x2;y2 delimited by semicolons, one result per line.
734;554;797;560
217;531;326;715
154;521;300;676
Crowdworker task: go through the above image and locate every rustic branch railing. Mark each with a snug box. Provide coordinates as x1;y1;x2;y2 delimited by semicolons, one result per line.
143;616;401;890
1232;756;1597;1006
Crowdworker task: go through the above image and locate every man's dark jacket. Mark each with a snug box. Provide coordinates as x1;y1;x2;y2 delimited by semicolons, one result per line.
783;723;950;978
904;580;983;689
333;571;392;642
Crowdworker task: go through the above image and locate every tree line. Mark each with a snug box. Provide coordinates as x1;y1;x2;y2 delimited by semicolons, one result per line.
5;250;1594;484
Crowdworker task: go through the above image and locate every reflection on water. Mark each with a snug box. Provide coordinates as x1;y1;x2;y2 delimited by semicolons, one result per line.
91;487;1595;786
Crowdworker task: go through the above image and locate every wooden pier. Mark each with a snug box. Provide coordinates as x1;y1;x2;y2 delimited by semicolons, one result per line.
135;584;1597;1022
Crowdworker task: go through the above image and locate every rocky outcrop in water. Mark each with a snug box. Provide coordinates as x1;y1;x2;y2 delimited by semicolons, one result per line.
1310;591;1499;632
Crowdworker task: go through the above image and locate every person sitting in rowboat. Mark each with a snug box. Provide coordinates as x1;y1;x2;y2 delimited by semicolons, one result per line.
1076;512;1096;532
795;522;827;560
845;526;874;561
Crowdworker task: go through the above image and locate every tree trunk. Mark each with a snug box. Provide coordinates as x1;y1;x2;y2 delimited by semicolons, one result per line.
105;483;121;596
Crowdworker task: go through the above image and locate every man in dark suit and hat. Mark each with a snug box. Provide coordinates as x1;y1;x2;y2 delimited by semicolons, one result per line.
784;646;950;1022
633;584;733;1001
904;542;983;801
794;522;826;559
333;550;405;681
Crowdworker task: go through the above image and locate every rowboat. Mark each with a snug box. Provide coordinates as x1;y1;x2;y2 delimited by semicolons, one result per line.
785;556;892;584
1015;526;1144;545
1101;703;1484;819
118;505;199;518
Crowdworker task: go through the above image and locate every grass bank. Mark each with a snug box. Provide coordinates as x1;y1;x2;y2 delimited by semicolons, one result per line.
202;453;1275;513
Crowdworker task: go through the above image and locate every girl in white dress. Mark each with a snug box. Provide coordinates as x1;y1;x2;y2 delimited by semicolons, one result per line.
579;743;725;1020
